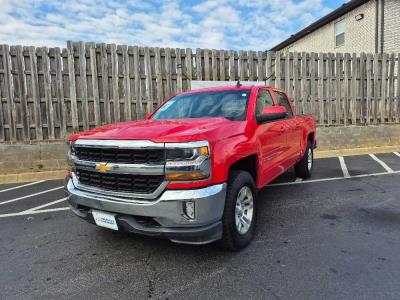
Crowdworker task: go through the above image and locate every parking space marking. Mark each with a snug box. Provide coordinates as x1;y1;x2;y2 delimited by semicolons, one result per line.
269;170;400;187
369;154;394;173
23;197;67;213
338;156;350;178
0;181;45;193
0;207;70;218
394;152;400;158
0;186;63;206
295;178;303;182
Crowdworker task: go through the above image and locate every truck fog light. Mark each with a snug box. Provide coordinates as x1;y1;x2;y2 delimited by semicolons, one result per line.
183;201;195;220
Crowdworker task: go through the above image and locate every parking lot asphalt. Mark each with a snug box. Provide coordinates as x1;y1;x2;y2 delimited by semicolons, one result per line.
1;152;400;299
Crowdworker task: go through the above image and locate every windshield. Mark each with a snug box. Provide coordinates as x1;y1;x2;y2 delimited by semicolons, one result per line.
152;90;250;121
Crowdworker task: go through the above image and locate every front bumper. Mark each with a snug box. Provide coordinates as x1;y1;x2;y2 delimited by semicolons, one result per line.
65;178;227;244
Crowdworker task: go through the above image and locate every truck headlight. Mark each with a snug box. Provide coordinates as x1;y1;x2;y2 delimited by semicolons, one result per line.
66;141;76;166
165;141;211;181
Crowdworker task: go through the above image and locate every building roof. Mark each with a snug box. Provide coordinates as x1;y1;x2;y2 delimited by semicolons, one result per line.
270;0;370;51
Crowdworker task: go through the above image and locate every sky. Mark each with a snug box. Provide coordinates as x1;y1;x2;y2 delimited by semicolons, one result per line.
0;0;348;50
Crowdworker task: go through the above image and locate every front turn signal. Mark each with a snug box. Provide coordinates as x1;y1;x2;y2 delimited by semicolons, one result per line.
165;172;208;181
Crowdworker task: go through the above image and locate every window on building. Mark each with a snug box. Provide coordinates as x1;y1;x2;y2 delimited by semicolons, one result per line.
335;19;345;47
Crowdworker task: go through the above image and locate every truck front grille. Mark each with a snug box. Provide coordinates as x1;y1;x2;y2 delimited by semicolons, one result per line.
74;147;165;164
75;168;164;194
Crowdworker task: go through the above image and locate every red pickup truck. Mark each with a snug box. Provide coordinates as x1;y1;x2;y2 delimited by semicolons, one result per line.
65;85;316;250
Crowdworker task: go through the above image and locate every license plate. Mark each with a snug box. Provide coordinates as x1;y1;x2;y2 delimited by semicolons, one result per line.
92;210;118;231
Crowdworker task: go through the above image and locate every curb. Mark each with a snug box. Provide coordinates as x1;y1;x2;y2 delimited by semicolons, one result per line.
0;145;399;185
314;145;400;158
0;170;66;184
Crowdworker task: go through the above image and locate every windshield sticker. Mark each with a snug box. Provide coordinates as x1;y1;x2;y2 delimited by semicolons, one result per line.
242;93;247;97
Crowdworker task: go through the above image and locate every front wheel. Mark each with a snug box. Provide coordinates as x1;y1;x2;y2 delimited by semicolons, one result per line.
219;171;257;251
294;140;313;179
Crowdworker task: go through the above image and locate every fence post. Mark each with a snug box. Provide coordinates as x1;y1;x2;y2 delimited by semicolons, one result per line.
67;42;79;131
381;53;388;123
42;47;55;139
110;44;120;123
15;46;30;141
366;54;372;125
144;47;154;113
89;43;100;126
397;53;400;123
2;45;16;141
317;52;324;124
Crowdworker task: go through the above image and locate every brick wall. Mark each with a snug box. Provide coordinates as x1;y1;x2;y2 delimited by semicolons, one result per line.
383;0;400;53
281;0;377;53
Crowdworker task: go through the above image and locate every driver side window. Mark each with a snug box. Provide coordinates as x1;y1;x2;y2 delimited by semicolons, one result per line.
256;90;274;116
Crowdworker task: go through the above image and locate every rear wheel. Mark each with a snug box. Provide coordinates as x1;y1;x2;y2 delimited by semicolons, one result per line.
294;140;313;179
219;170;257;251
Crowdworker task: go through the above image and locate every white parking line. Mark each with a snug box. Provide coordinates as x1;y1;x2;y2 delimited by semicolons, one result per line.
394;152;400;158
0;186;63;206
338;156;350;178
0;207;70;218
23;197;67;213
369;154;394;173
269;170;400;187
0;181;45;193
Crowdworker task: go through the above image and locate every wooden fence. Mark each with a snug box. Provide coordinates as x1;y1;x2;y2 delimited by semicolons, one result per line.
0;41;399;142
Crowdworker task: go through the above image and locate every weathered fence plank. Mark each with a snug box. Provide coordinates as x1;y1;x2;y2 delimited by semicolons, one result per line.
366;53;372;124
1;42;400;142
397;53;400;123
2;45;16;141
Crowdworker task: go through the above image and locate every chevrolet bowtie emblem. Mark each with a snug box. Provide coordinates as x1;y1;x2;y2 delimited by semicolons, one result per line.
95;163;112;172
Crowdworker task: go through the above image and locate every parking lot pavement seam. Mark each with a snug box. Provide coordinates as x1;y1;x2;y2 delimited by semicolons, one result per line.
369;154;394;173
0;181;45;193
0;186;63;206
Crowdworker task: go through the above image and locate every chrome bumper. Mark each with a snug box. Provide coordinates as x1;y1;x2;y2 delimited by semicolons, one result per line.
65;178;227;244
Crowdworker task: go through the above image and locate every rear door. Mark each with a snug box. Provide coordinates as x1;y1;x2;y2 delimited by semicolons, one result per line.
273;90;302;165
255;88;288;186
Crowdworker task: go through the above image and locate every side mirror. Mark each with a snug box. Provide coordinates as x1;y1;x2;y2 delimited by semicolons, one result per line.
145;113;152;120
256;106;287;123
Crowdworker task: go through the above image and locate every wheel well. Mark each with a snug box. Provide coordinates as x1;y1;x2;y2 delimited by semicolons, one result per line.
307;132;315;144
228;155;258;182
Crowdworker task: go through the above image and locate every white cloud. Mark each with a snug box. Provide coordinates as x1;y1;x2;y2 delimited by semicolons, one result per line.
0;0;335;50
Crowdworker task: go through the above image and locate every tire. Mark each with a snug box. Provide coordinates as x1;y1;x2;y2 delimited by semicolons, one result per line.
219;170;257;251
294;140;313;179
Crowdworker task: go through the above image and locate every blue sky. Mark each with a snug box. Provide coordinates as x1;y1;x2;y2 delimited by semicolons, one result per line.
0;0;348;50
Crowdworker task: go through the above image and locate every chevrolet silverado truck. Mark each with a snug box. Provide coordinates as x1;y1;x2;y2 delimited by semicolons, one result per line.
65;85;316;250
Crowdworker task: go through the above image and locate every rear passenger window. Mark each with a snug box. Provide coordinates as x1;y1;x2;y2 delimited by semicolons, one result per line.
275;91;293;118
256;90;274;116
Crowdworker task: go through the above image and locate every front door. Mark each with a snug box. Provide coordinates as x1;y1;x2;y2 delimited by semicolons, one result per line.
273;91;302;166
255;88;288;186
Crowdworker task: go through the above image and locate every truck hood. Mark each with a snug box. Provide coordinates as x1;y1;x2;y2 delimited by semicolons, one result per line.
69;117;246;143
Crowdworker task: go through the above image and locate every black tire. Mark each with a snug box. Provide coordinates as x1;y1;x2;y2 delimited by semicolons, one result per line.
219;170;257;251
294;140;313;179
